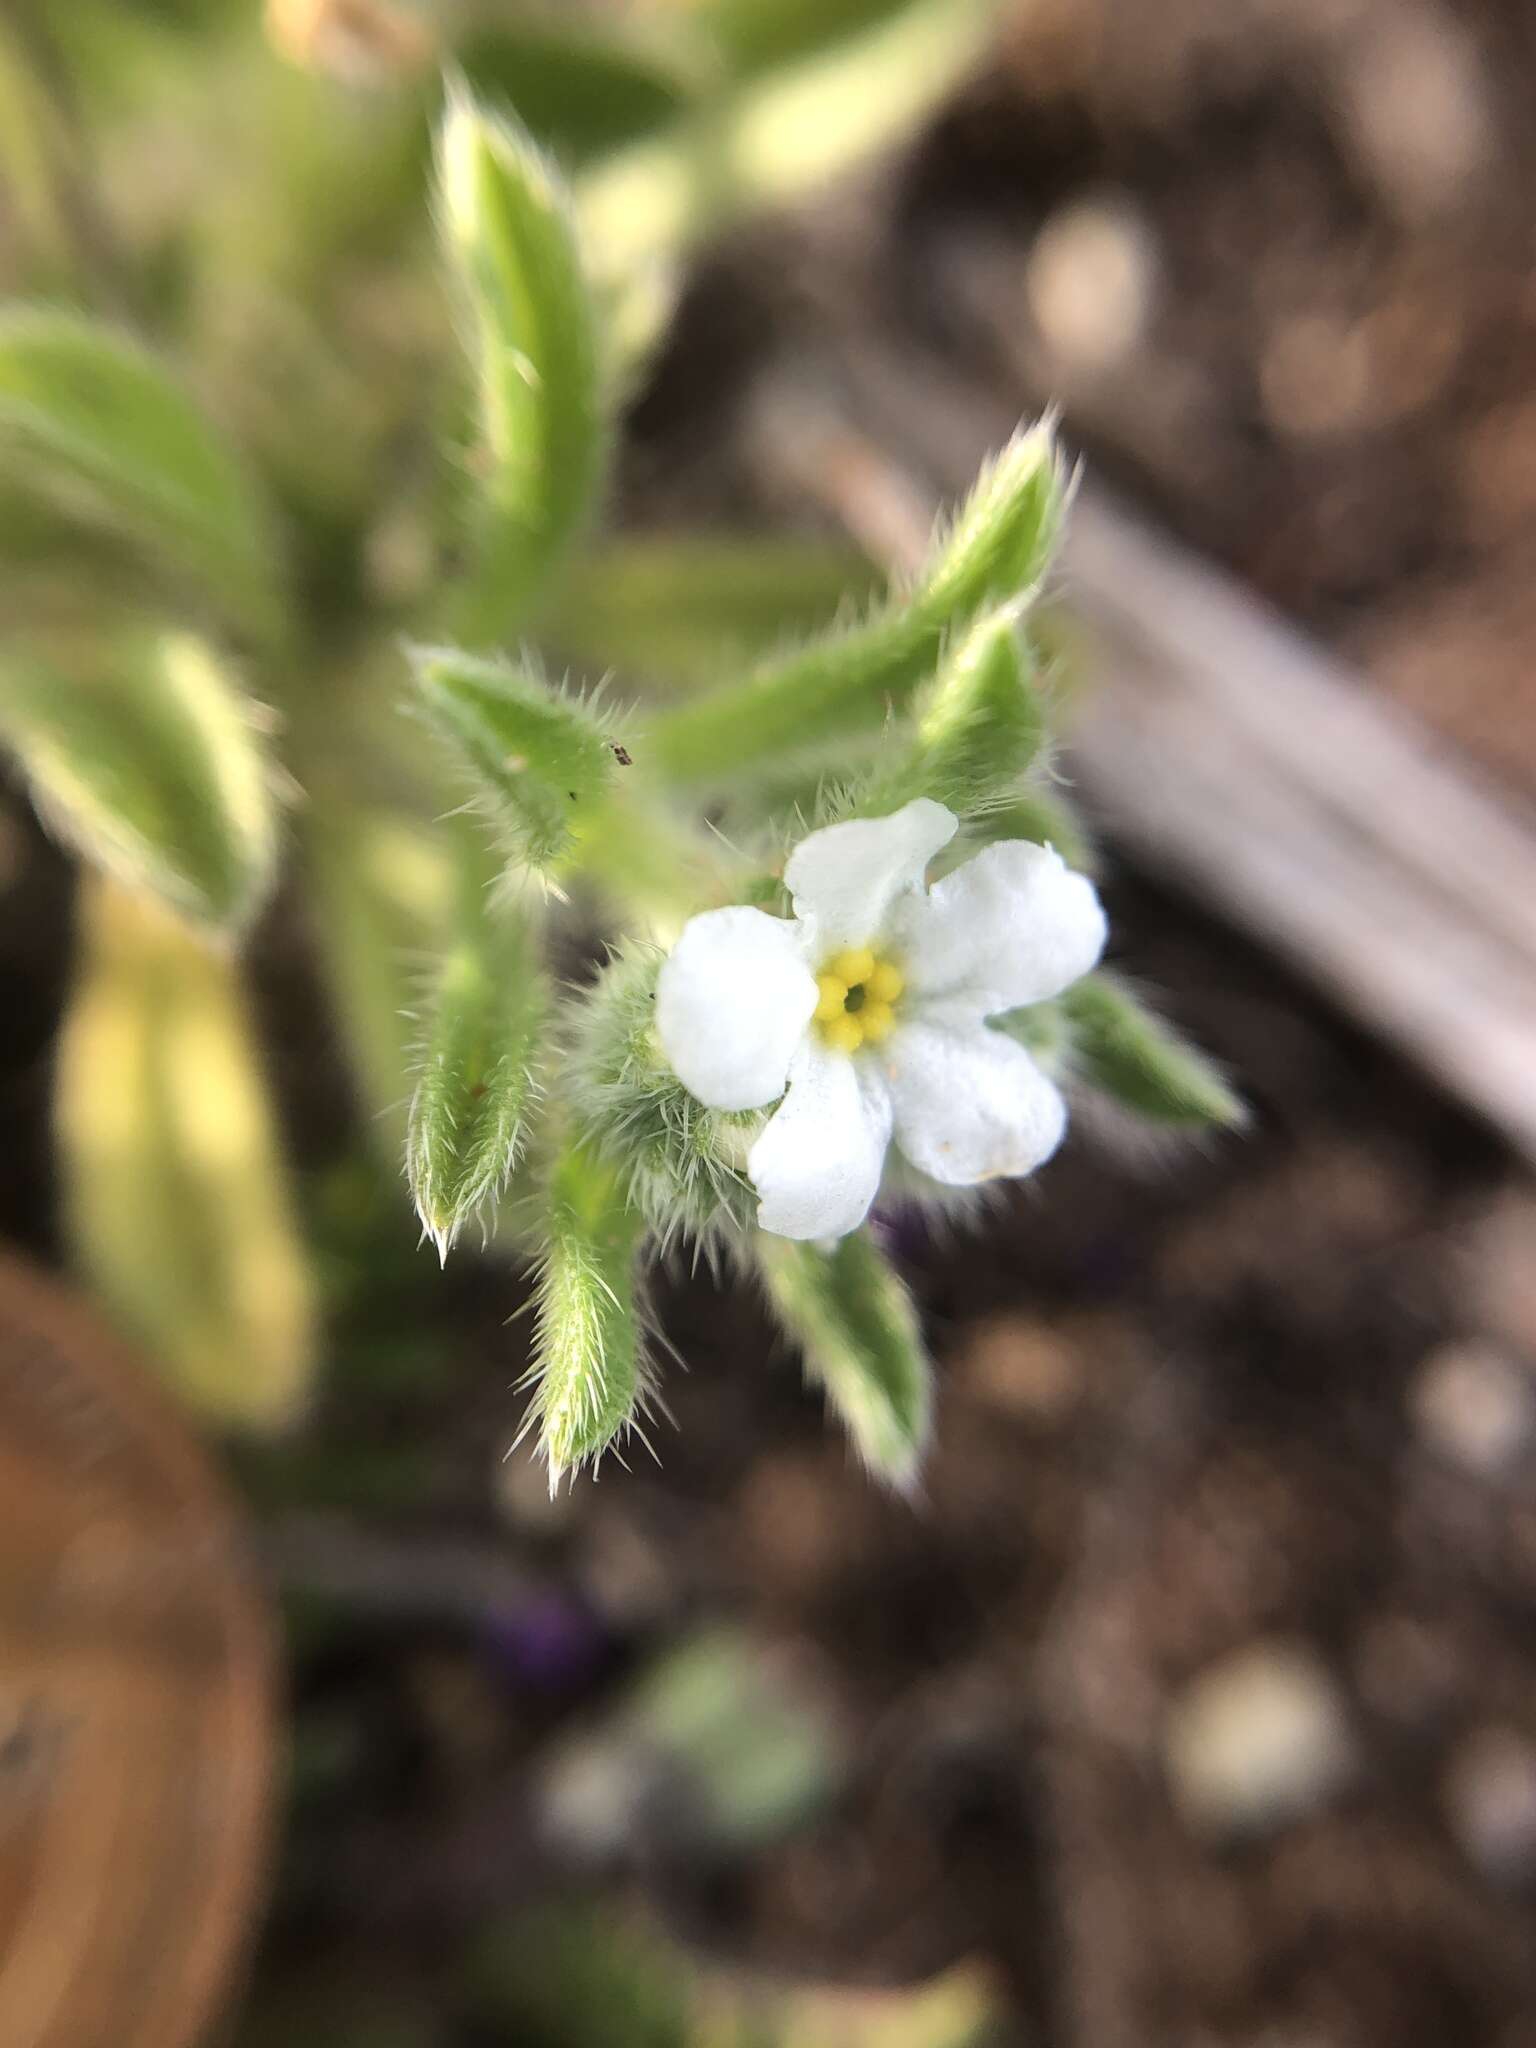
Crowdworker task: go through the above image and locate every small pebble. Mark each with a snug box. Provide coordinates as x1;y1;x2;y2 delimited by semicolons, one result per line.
1444;1726;1536;1885
1410;1341;1535;1478
954;1315;1081;1424
1164;1640;1355;1837
1337;7;1493;221
1026;194;1158;374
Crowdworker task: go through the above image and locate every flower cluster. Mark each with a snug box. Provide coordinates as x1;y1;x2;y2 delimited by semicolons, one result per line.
656;798;1107;1240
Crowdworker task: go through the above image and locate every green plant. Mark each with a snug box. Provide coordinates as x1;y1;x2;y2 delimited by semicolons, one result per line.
0;8;1240;1480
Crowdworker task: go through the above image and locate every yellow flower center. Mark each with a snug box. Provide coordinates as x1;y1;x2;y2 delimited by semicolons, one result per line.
813;947;905;1054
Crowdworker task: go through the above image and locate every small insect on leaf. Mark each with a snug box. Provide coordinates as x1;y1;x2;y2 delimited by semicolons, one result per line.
406;642;620;874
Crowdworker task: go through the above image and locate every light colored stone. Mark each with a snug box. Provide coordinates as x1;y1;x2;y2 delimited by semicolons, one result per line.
955;1314;1081;1423
1444;1726;1536;1884
1410;1341;1535;1478
1164;1640;1355;1837
1336;4;1493;221
1026;195;1158;375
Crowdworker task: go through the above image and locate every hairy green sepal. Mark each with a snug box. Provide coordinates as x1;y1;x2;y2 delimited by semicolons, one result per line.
528;1141;649;1488
406;909;547;1261
759;1228;931;1487
570;946;758;1251
1059;975;1246;1128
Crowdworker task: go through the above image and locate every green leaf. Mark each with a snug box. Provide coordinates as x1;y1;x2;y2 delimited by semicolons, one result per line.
620;1630;842;1848
303;802;456;1159
0;630;280;933
647;422;1065;786
456;19;706;168
862;606;1045;821
577;0;999;278
759;1229;931;1487
0;18;82;283
712;0;1002;230
527;1142;648;1490
0;308;280;641
463;1904;693;2048
542;534;881;693
437;88;608;644
56;877;318;1429
1060;975;1246;1128
919;417;1065;622
406;907;547;1262
464;1900;998;2048
962;784;1096;873
407;642;620;874
700;0;919;79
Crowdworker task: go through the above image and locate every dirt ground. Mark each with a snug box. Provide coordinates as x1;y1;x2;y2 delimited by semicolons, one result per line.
6;2;1536;2043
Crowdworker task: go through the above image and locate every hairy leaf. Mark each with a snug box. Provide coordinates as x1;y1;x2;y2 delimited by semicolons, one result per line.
527;1143;648;1489
1062;975;1246;1128
543;533;880;693
0;308;279;640
0;631;279;933
961;785;1096;873
56;879;317;1427
759;1228;931;1486
701;0;918;78
304;803;456;1157
864;606;1045;821
648;421;1064;785
438;89;607;643
457;18;704;167
406;908;546;1260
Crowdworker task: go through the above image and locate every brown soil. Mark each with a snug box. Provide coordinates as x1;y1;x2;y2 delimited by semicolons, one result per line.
6;3;1536;2043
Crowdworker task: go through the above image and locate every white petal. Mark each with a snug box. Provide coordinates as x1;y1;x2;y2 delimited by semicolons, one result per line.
656;906;817;1111
880;1018;1068;1186
785;798;956;955
748;1039;892;1240
891;839;1106;1017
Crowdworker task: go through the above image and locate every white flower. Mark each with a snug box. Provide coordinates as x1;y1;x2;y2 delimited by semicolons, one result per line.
655;798;1107;1241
